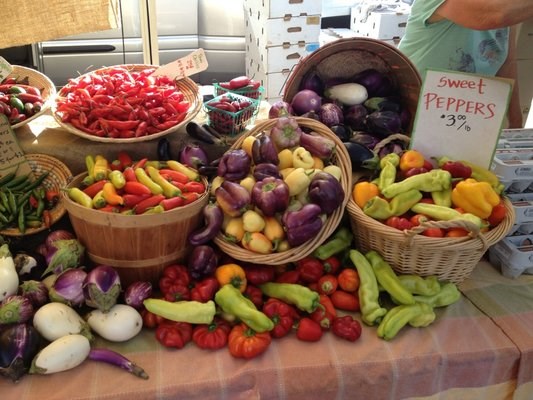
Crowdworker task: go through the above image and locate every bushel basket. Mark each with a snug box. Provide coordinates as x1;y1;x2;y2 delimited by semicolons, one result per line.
346;197;516;284
213;116;352;264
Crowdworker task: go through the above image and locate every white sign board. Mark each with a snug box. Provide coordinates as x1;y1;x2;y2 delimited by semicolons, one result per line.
410;69;513;169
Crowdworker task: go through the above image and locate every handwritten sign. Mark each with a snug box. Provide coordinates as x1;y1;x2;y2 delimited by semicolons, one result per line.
0;114;32;178
410;69;512;169
151;48;208;80
0;56;13;82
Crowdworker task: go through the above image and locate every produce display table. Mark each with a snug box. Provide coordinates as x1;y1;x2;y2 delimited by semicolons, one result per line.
4;107;533;400
1;261;531;400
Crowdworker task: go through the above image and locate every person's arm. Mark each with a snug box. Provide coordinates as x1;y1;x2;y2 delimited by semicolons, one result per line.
497;25;524;128
430;0;533;29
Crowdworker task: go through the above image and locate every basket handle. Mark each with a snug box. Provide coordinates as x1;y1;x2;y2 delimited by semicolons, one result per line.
403;218;490;251
373;133;411;156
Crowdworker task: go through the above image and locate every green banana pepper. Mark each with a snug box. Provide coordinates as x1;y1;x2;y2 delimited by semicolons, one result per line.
363;189;422;220
412;282;461;308
397;275;441;296
143;299;216;324
348;250;387;326
377;303;436;340
214;284;274;332
312;226;353;260
376;153;400;191
430;187;452;207
410;202;486;228
381;169;452;199
365;250;415;305
259;282;319;313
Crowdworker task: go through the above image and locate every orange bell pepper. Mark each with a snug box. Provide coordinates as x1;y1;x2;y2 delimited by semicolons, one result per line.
215;263;247;292
352;181;380;209
399;149;425;172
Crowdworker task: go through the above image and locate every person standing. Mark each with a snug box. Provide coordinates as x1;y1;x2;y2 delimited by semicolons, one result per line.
399;0;533;128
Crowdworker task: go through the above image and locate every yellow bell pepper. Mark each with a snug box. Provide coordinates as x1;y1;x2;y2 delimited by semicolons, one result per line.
451;178;501;219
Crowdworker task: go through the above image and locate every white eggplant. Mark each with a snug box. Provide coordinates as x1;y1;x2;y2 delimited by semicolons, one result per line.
324;83;368;106
0;244;19;302
33;302;93;342
86;304;142;342
29;334;90;375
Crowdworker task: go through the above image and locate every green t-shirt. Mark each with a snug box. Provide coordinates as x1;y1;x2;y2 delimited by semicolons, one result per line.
398;0;509;76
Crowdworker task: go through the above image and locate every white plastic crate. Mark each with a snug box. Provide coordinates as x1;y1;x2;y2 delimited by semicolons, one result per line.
507;192;533;224
488;235;533;278
492;148;533;181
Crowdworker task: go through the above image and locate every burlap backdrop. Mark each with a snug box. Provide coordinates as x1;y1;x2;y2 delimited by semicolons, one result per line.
1;0;119;49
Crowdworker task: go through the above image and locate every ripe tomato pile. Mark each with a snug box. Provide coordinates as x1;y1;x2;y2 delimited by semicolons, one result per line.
55;66;191;139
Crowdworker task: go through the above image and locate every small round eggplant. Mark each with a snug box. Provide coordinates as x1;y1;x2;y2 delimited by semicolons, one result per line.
329;124;352;142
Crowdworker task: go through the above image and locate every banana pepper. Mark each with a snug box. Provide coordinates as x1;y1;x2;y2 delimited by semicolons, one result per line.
377;303;436;340
363;189;422;220
412;282;461;308
451;178;501;219
381;169;452;199
376;153;400;191
410;202;486;228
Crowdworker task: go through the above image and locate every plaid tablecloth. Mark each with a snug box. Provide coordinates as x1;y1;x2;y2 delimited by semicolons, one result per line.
2;259;531;400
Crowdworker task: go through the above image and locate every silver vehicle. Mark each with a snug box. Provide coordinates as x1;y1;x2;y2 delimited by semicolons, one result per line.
33;0;246;87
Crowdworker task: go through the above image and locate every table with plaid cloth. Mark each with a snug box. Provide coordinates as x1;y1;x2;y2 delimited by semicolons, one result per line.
2;259;532;400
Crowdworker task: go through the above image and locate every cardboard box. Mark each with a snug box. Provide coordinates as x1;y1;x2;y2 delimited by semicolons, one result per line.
246;53;293;103
243;0;322;19
351;7;409;40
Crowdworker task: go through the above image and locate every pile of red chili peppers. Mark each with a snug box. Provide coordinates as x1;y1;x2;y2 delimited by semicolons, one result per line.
55;66;190;139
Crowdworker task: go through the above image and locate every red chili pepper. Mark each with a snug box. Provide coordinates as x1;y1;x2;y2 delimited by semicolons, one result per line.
83;180;108;198
192;318;231;350
332;315;362;342
160;196;185;211
134;194;164;214
117;150;133;169
262;298;298;339
123;181;152;196
158;169;189;185
331;290;360;312
122;193;151;208
181;192;200;206
296;317;323;342
310;294;336;330
155;320;193;349
229;75;251;90
243;264;276;286
183;181;205;194
295;256;325;283
243;285;264;309
122;167;138;182
190;277;219;303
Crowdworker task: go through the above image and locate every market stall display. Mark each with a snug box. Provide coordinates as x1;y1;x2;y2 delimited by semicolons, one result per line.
1;66;56;130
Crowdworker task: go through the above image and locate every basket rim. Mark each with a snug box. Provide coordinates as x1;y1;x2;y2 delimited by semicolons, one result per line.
51;64;202;143
9;65;57;130
213;116;353;264
0;153;72;236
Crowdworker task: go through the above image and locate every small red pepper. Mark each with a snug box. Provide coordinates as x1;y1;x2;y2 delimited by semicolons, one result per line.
243;284;264;309
155;320;193;349
331;290;360;312
331;315;362;342
296;317;323;342
322;256;341;275
310;294;336;330
243;264;276;286
192;317;231;350
262;298;298;339
141;308;165;329
385;216;414;231
317;274;338;296
190;277;219;303
440;160;472;179
159;264;191;297
295;256;325;283
275;270;301;284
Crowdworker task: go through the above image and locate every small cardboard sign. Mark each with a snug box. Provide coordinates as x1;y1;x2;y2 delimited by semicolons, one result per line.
0;114;33;177
410;69;513;169
0;56;13;82
151;48;208;80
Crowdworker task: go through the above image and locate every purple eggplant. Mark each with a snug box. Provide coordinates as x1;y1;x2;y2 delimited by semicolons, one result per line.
18;280;48;309
251;177;290;217
343;142;380;171
88;348;148;380
350;132;381;150
282;203;323;246
253;163;281;181
365;110;402;138
308;171;345;215
179;144;209;170
42;239;85;277
188;203;224;246
269;117;302;150
268;101;294;119
299;131;336;161
0;323;43;382
352;68;394;97
123;281;153;310
187;245;219;280
318;102;344;127
48;268;87;307
252;133;279;165
329;124;352;142
215;180;251;217
0;296;33;326
344;104;368;131
217;149;251;181
84;265;122;313
299;69;324;96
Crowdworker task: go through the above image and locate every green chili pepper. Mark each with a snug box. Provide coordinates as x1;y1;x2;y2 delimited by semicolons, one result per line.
259;282;319;313
0;171;17;186
410;202;485;228
365;250;415;305
17;206;26;234
376;153;400;191
397;275;441;296
2;174;29;189
364;189;422;220
143;298;216;324
215;284;274;332
381;169;452;199
430;187;452;207
312;226;353;260
348;250;387;326
412;282;461;308
377;303;435;340
8;191;17;216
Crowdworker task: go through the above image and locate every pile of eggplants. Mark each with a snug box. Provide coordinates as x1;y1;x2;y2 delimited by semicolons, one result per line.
287;68;411;171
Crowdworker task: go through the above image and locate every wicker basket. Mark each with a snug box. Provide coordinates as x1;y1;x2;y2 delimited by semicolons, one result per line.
52;64;202;143
346;197;516;284
283;37;422;134
6;66;57;130
213;116;352;264
0;154;72;236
